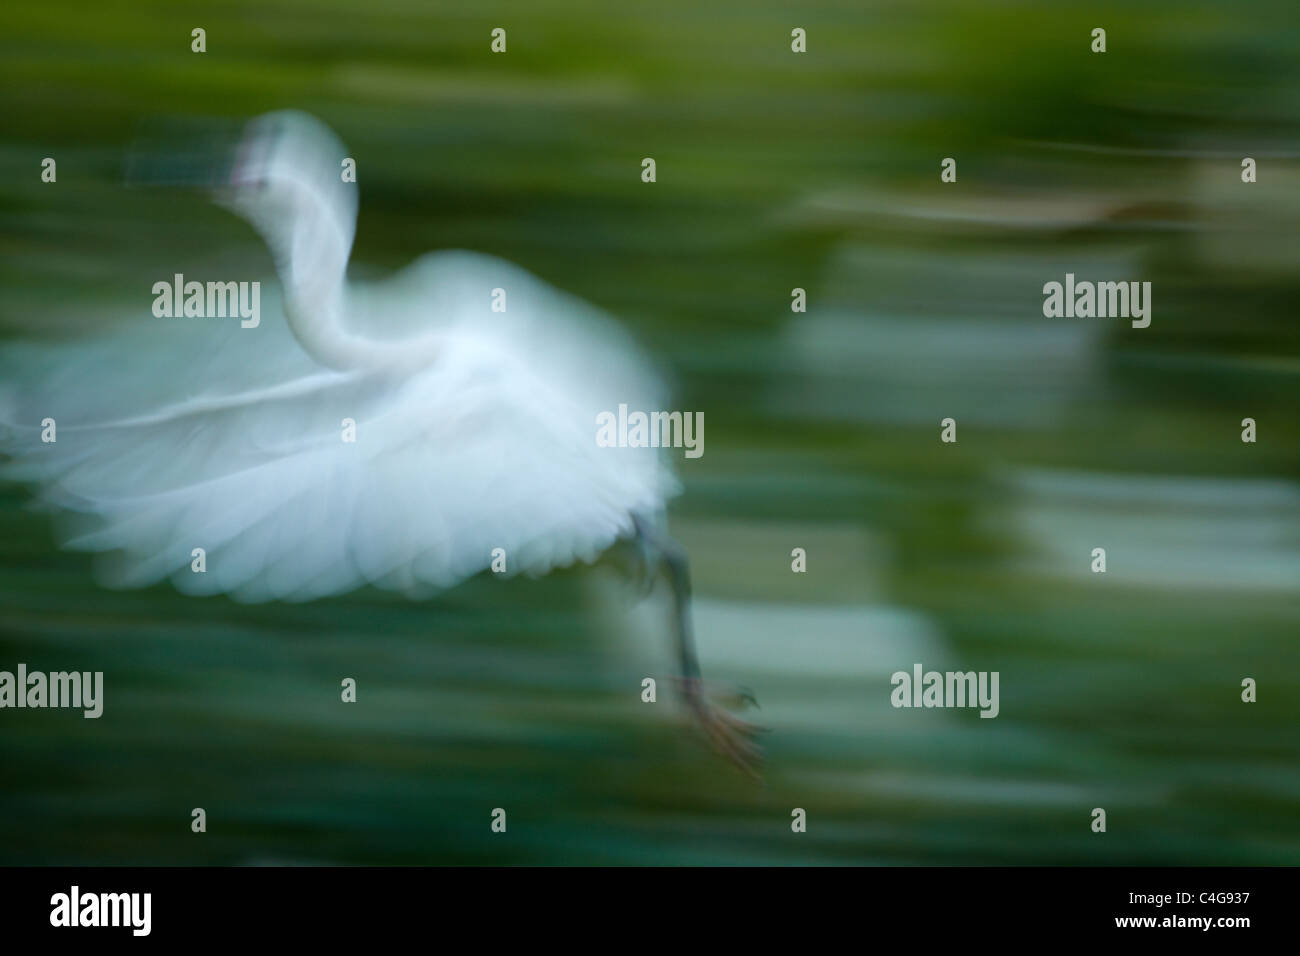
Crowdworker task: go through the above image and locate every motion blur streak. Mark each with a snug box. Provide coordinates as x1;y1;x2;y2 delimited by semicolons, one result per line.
0;1;1297;864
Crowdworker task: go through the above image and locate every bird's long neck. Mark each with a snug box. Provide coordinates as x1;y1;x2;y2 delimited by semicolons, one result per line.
251;182;441;372
272;186;356;369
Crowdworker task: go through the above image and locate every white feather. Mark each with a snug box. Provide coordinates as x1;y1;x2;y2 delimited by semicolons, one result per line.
2;112;678;602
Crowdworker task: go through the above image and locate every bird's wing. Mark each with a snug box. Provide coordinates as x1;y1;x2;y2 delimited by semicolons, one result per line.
1;264;677;603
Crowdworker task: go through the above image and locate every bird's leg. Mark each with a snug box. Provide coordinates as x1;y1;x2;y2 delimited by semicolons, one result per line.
632;515;765;778
629;517;659;598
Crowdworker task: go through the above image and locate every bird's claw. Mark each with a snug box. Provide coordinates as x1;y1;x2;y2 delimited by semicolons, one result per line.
676;677;767;780
672;677;760;713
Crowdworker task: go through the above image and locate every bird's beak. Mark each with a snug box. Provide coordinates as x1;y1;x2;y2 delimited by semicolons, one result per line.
123;116;245;191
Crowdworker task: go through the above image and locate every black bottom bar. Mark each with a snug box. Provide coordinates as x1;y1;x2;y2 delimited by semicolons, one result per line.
0;866;1280;941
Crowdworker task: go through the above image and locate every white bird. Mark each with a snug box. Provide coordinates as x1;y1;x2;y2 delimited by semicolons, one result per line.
0;111;762;773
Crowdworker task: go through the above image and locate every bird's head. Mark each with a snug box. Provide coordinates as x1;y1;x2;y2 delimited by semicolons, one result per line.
214;111;357;249
126;110;357;258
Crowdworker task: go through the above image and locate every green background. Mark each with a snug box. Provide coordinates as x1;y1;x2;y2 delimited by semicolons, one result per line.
1;1;1298;864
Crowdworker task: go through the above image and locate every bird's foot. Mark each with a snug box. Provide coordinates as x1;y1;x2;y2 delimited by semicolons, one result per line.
675;677;767;780
673;678;759;712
